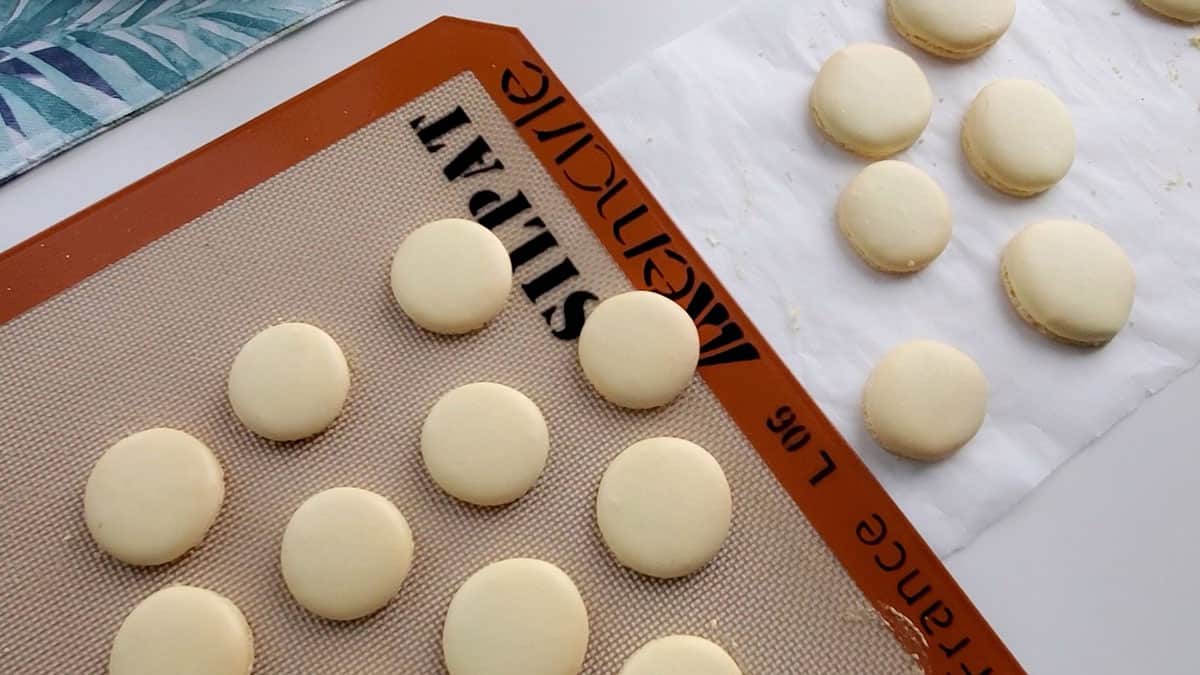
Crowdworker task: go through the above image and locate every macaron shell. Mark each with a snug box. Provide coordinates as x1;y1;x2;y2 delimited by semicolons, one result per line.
1141;0;1200;23
862;340;988;461
962;79;1075;197
836;160;952;273
1001;219;1135;346
810;43;933;159
888;0;1016;59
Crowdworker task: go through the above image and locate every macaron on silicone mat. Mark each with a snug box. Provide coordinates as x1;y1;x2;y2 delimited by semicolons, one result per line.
0;18;1022;674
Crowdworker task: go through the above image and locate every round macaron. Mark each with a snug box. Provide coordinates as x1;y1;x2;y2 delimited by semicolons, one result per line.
619;635;742;675
810;43;933;159
836;160;952;273
887;0;1016;59
862;340;988;462
961;79;1075;197
280;487;415;621
227;322;351;442
578;291;699;409
442;558;589;675
108;586;254;675
1141;0;1200;23
1001;219;1135;347
390;218;513;335
420;382;550;507
596;437;732;579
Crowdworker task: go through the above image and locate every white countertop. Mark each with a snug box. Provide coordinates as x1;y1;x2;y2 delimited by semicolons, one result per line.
2;2;1196;672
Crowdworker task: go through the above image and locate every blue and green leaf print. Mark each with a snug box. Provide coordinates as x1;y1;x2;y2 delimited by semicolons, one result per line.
0;0;350;184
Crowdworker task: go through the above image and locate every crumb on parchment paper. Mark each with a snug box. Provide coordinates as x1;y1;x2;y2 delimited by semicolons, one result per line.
1166;173;1188;191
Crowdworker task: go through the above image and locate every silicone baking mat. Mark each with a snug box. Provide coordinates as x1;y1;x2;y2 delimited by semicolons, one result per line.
0;18;1023;674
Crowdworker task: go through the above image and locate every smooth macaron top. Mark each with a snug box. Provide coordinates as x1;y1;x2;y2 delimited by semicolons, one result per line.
836;160;952;273
888;0;1016;58
1002;219;1135;346
962;79;1075;196
810;43;933;159
863;340;988;462
1140;0;1200;23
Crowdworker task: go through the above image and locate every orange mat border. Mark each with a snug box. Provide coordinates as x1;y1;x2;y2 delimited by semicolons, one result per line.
0;17;1023;674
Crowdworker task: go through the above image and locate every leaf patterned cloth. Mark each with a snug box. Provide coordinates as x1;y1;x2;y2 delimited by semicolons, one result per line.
0;0;351;184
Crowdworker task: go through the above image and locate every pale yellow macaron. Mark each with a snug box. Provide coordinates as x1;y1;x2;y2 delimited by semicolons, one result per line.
619;635;742;675
84;428;225;566
887;0;1016;59
280;487;415;621
1002;219;1135;347
810;43;933;159
442;558;589;675
836;160;952;273
862;340;988;462
1141;0;1200;22
962;79;1075;197
108;586;254;675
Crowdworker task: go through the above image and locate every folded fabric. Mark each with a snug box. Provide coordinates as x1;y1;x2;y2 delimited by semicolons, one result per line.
0;0;351;184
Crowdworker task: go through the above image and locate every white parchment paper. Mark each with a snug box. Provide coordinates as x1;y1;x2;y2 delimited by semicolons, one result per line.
584;0;1200;555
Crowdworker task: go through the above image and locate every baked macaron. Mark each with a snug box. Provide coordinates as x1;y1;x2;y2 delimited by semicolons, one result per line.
836;160;952;273
810;43;933;159
962;79;1075;197
1002;219;1135;347
862;340;988;462
1141;0;1200;22
887;0;1016;59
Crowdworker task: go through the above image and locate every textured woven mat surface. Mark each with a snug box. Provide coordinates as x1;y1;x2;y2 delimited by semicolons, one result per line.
0;73;914;673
